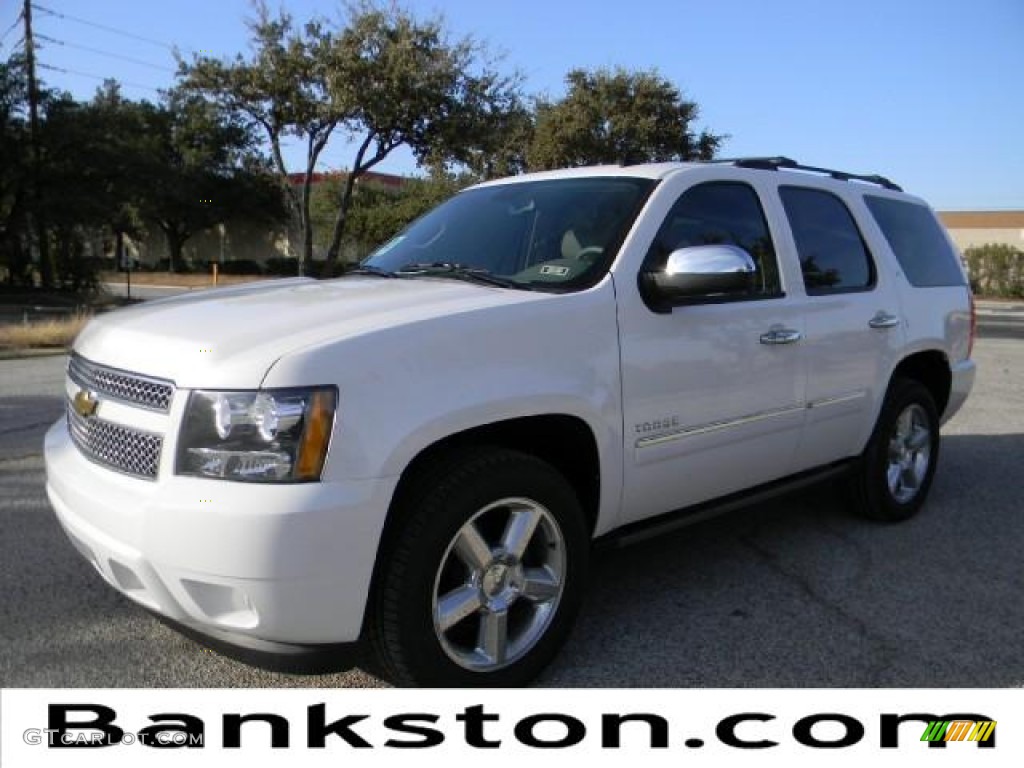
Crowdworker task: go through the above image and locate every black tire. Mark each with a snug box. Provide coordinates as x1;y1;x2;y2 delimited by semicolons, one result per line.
370;447;589;687
851;378;940;522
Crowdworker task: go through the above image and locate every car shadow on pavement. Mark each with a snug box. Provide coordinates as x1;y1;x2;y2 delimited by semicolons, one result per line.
542;432;1024;687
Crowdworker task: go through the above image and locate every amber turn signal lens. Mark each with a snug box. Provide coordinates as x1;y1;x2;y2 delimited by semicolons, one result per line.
294;389;337;480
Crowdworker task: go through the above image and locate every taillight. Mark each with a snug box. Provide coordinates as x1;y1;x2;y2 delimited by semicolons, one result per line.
968;291;977;358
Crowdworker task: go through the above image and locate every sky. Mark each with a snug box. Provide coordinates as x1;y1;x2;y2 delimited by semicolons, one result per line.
1;0;1022;210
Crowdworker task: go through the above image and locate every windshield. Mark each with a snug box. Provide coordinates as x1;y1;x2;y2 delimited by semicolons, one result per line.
362;177;656;291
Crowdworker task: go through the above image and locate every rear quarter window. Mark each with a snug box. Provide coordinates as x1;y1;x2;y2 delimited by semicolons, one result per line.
864;196;966;287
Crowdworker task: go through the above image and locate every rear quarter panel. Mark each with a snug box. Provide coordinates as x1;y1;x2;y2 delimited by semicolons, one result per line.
853;193;973;437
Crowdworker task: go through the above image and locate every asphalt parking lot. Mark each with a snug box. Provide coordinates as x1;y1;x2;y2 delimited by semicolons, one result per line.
1;310;1021;688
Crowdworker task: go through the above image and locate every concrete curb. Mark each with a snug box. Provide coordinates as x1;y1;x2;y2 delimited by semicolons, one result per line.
975;300;1024;313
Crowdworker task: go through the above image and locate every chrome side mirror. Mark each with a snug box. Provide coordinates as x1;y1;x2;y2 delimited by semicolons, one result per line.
642;244;755;310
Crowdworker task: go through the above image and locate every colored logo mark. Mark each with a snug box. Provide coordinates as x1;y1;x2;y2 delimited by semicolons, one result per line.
921;720;996;743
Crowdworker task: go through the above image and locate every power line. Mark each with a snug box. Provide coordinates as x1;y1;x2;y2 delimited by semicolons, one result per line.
31;2;187;54
37;61;162;93
1;12;24;48
35;32;176;73
3;35;26;54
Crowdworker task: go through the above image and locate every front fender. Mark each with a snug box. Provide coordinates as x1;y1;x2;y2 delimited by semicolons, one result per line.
262;281;625;534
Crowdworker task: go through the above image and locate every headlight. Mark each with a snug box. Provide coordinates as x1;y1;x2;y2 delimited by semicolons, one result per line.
176;387;337;482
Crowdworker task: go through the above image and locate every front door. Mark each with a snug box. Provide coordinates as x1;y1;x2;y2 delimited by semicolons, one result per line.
616;178;806;524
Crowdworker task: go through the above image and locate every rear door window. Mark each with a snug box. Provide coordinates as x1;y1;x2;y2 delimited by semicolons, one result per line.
779;186;876;294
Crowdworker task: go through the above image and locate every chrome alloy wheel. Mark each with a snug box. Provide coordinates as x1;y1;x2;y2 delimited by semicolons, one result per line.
431;497;566;672
886;403;932;504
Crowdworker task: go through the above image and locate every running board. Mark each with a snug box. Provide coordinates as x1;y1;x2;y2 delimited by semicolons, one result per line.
595;460;855;551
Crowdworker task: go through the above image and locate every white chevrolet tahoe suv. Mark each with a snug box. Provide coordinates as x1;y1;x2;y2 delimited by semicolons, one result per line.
45;157;975;686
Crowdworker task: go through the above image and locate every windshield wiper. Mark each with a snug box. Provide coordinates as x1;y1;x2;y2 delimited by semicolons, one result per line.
347;264;397;278
396;262;530;290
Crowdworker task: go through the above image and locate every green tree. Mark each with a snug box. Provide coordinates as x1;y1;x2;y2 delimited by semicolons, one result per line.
136;89;286;271
0;56;90;288
77;81;147;259
8;74;284;287
178;2;341;274
0;56;31;283
0;60;121;289
310;173;469;262
320;1;525;269
21;80;152;291
528;67;724;170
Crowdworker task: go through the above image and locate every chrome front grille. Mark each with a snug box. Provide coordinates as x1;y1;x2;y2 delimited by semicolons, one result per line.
68;353;174;412
67;402;163;480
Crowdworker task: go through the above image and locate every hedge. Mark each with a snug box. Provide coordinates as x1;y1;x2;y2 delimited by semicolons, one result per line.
963;243;1024;298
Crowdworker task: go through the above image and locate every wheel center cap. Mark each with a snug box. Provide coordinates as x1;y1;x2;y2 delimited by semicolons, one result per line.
482;563;510;597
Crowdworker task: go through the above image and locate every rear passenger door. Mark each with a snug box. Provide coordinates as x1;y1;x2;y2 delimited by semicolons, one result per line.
775;185;904;470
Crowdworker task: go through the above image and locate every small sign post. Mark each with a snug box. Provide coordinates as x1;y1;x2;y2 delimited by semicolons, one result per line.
116;232;132;300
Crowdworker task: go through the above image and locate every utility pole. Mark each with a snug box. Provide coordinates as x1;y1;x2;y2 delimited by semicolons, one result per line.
23;0;53;288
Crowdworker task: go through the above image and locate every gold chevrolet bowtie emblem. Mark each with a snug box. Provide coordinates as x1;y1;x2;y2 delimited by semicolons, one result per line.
73;389;99;418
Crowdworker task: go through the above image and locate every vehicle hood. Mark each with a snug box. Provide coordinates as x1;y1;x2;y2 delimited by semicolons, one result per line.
74;277;547;388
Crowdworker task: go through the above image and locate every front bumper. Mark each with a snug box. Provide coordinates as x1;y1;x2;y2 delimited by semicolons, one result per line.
45;418;397;645
942;358;976;425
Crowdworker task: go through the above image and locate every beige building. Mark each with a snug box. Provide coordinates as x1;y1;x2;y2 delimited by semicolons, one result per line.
938;211;1024;252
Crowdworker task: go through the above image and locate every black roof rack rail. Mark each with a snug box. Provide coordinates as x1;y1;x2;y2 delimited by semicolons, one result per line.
708;156;902;192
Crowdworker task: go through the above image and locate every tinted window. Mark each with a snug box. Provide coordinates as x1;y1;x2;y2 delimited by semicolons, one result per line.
647;182;781;297
364;177;655;292
780;186;874;294
864;196;966;287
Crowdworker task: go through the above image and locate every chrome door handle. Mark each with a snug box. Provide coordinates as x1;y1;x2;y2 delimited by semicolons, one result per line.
868;312;900;329
759;328;802;345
